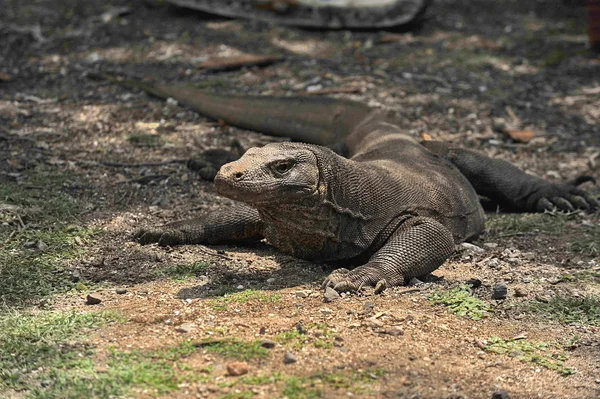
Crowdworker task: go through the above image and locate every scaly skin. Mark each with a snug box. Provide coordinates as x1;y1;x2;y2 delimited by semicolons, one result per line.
117;77;598;292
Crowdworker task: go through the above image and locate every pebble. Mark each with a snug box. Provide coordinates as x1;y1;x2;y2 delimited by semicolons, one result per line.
461;243;485;253
226;361;249;376
466;278;482;288
492;283;508;300
70;270;81;283
266;278;275;284
115;288;127;295
514;287;527;297
408;277;423;286
175;323;194;333
40;380;52;388
283;352;297;364
377;327;404;336
487;258;501;269
320;307;334;316
506;257;520;265
260;339;276;349
323;286;341;303
483;242;498;249
491;391;511;399
294;290;311;298
85;294;102;305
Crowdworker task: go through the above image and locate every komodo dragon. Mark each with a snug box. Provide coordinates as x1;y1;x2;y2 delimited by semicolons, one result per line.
101;75;598;293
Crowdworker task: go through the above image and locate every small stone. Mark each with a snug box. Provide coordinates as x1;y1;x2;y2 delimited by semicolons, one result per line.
461;242;485;252
175;323;194;333
36;240;48;251
70;270;81;283
377;327;404;336
514;287;527;297
487;258;501;269
40;380;52;388
294;290;311;298
465;278;482;288
324;286;341;303
320;307;334;317
408;277;423;286
266;278;275;283
85;294;101;305
296;323;307;334
259;327;267;335
483;242;498;249
491;391;511;399
260;339;276;349
363;302;376;314
226;361;249;376
115;288;127;295
506;257;520;265
492;283;508;300
236;284;244;290
283;352;297;364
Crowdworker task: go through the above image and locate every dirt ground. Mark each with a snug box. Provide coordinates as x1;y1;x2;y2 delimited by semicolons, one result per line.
1;1;600;398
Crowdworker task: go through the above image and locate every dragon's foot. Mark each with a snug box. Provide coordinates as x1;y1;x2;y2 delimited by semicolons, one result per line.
134;227;187;246
321;266;393;294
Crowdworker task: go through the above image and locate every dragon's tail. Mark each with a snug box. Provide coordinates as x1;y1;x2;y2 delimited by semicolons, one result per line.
92;73;374;146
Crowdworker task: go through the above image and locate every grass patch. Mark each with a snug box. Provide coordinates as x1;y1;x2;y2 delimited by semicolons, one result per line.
283;376;323;399
558;270;600;284
527;296;600;326
208;289;281;311
428;285;490;320
485;212;570;237
200;339;269;361
218;392;256;399
0;173;97;306
275;323;336;350
568;228;600;256
240;373;283;385
0;310;122;393
153;261;209;281
483;337;574;376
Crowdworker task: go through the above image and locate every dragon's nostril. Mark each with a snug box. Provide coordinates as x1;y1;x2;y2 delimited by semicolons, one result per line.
233;172;244;180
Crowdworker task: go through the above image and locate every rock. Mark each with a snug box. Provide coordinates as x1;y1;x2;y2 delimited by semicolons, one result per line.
226;361;249;376
506;257;520;265
408;277;423;286
492;283;508;300
377;327;404;336
513;287;527;297
363;302;376;314
70;270;81;283
296;323;307;334
487;258;501;269
85;294;102;305
466;278;482;288
175;323;194;333
36;240;48;251
319;307;334;317
491;391;511;399
283;352;297;364
115;288;127;295
483;242;498;249
461;242;485;253
40;380;52;388
323;286;341;303
294;290;311;298
266;278;275;283
260;339;276;349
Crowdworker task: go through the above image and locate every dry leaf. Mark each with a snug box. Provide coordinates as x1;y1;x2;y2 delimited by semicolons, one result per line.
505;129;535;143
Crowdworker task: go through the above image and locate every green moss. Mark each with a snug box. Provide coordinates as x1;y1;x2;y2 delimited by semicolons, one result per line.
527;296;600;326
275;323;336;350
153;261;209;281
484;337;574;376
428;285;490;320
208;289;281;310
200;339;269;361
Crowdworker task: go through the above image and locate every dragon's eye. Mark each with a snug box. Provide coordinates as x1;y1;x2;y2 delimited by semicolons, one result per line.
270;160;295;175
